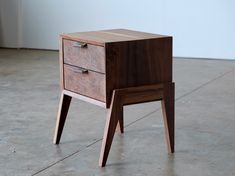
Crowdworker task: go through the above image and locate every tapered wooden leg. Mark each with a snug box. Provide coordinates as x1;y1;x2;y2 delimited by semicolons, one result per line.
161;82;175;153
53;92;72;144
99;90;120;167
116;106;124;133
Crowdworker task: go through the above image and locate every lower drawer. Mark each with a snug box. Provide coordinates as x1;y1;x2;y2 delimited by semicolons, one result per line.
64;64;106;102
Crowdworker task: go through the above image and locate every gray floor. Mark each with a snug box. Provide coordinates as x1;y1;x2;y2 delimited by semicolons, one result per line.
0;49;235;176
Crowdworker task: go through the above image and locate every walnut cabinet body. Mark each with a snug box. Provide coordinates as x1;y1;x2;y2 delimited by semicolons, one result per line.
53;29;174;167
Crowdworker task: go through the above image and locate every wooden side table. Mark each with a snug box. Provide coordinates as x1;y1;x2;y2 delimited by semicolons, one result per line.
53;29;174;167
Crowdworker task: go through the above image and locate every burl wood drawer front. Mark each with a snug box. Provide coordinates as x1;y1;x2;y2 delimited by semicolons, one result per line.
63;39;105;73
64;64;106;102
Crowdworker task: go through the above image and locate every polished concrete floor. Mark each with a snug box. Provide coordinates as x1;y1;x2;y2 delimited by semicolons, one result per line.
0;49;235;176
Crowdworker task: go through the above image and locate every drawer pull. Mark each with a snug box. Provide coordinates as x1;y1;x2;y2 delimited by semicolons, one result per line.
73;42;87;48
73;68;89;74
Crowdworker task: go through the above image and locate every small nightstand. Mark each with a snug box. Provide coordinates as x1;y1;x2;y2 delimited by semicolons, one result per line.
53;29;174;167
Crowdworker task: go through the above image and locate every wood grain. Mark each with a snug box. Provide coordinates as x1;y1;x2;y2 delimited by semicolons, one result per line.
161;82;175;153
61;29;170;46
105;37;172;107
63;39;105;73
59;36;64;90
55;29;174;167
99;90;121;167
53;93;72;144
99;83;174;166
116;106;124;133
63;90;106;108
63;64;106;102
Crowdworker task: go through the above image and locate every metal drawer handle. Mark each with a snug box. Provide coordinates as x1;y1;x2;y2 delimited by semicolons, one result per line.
73;68;88;74
73;42;87;48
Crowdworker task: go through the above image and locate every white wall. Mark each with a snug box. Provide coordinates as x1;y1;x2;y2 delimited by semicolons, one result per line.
164;0;235;59
0;0;20;47
20;0;167;50
1;0;235;59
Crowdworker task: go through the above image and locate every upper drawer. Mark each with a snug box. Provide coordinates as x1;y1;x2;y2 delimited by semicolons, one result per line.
63;39;105;73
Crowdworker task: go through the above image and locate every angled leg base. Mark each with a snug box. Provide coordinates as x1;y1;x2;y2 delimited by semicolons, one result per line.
99;83;174;167
161;83;175;153
53;92;72;144
53;83;174;167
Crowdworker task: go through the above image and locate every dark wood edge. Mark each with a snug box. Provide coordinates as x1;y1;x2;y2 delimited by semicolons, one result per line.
105;36;173;45
63;90;106;108
59;37;64;90
115;83;164;93
60;35;173;47
161;82;175;153
53;92;72;144
99;82;174;166
114;83;165;106
60;35;105;47
104;43;108;108
63;84;168;109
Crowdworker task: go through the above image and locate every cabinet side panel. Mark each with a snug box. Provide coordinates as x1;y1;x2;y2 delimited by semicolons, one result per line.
105;37;172;108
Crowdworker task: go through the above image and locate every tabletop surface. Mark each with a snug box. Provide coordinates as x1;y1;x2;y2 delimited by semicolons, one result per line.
61;29;170;46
